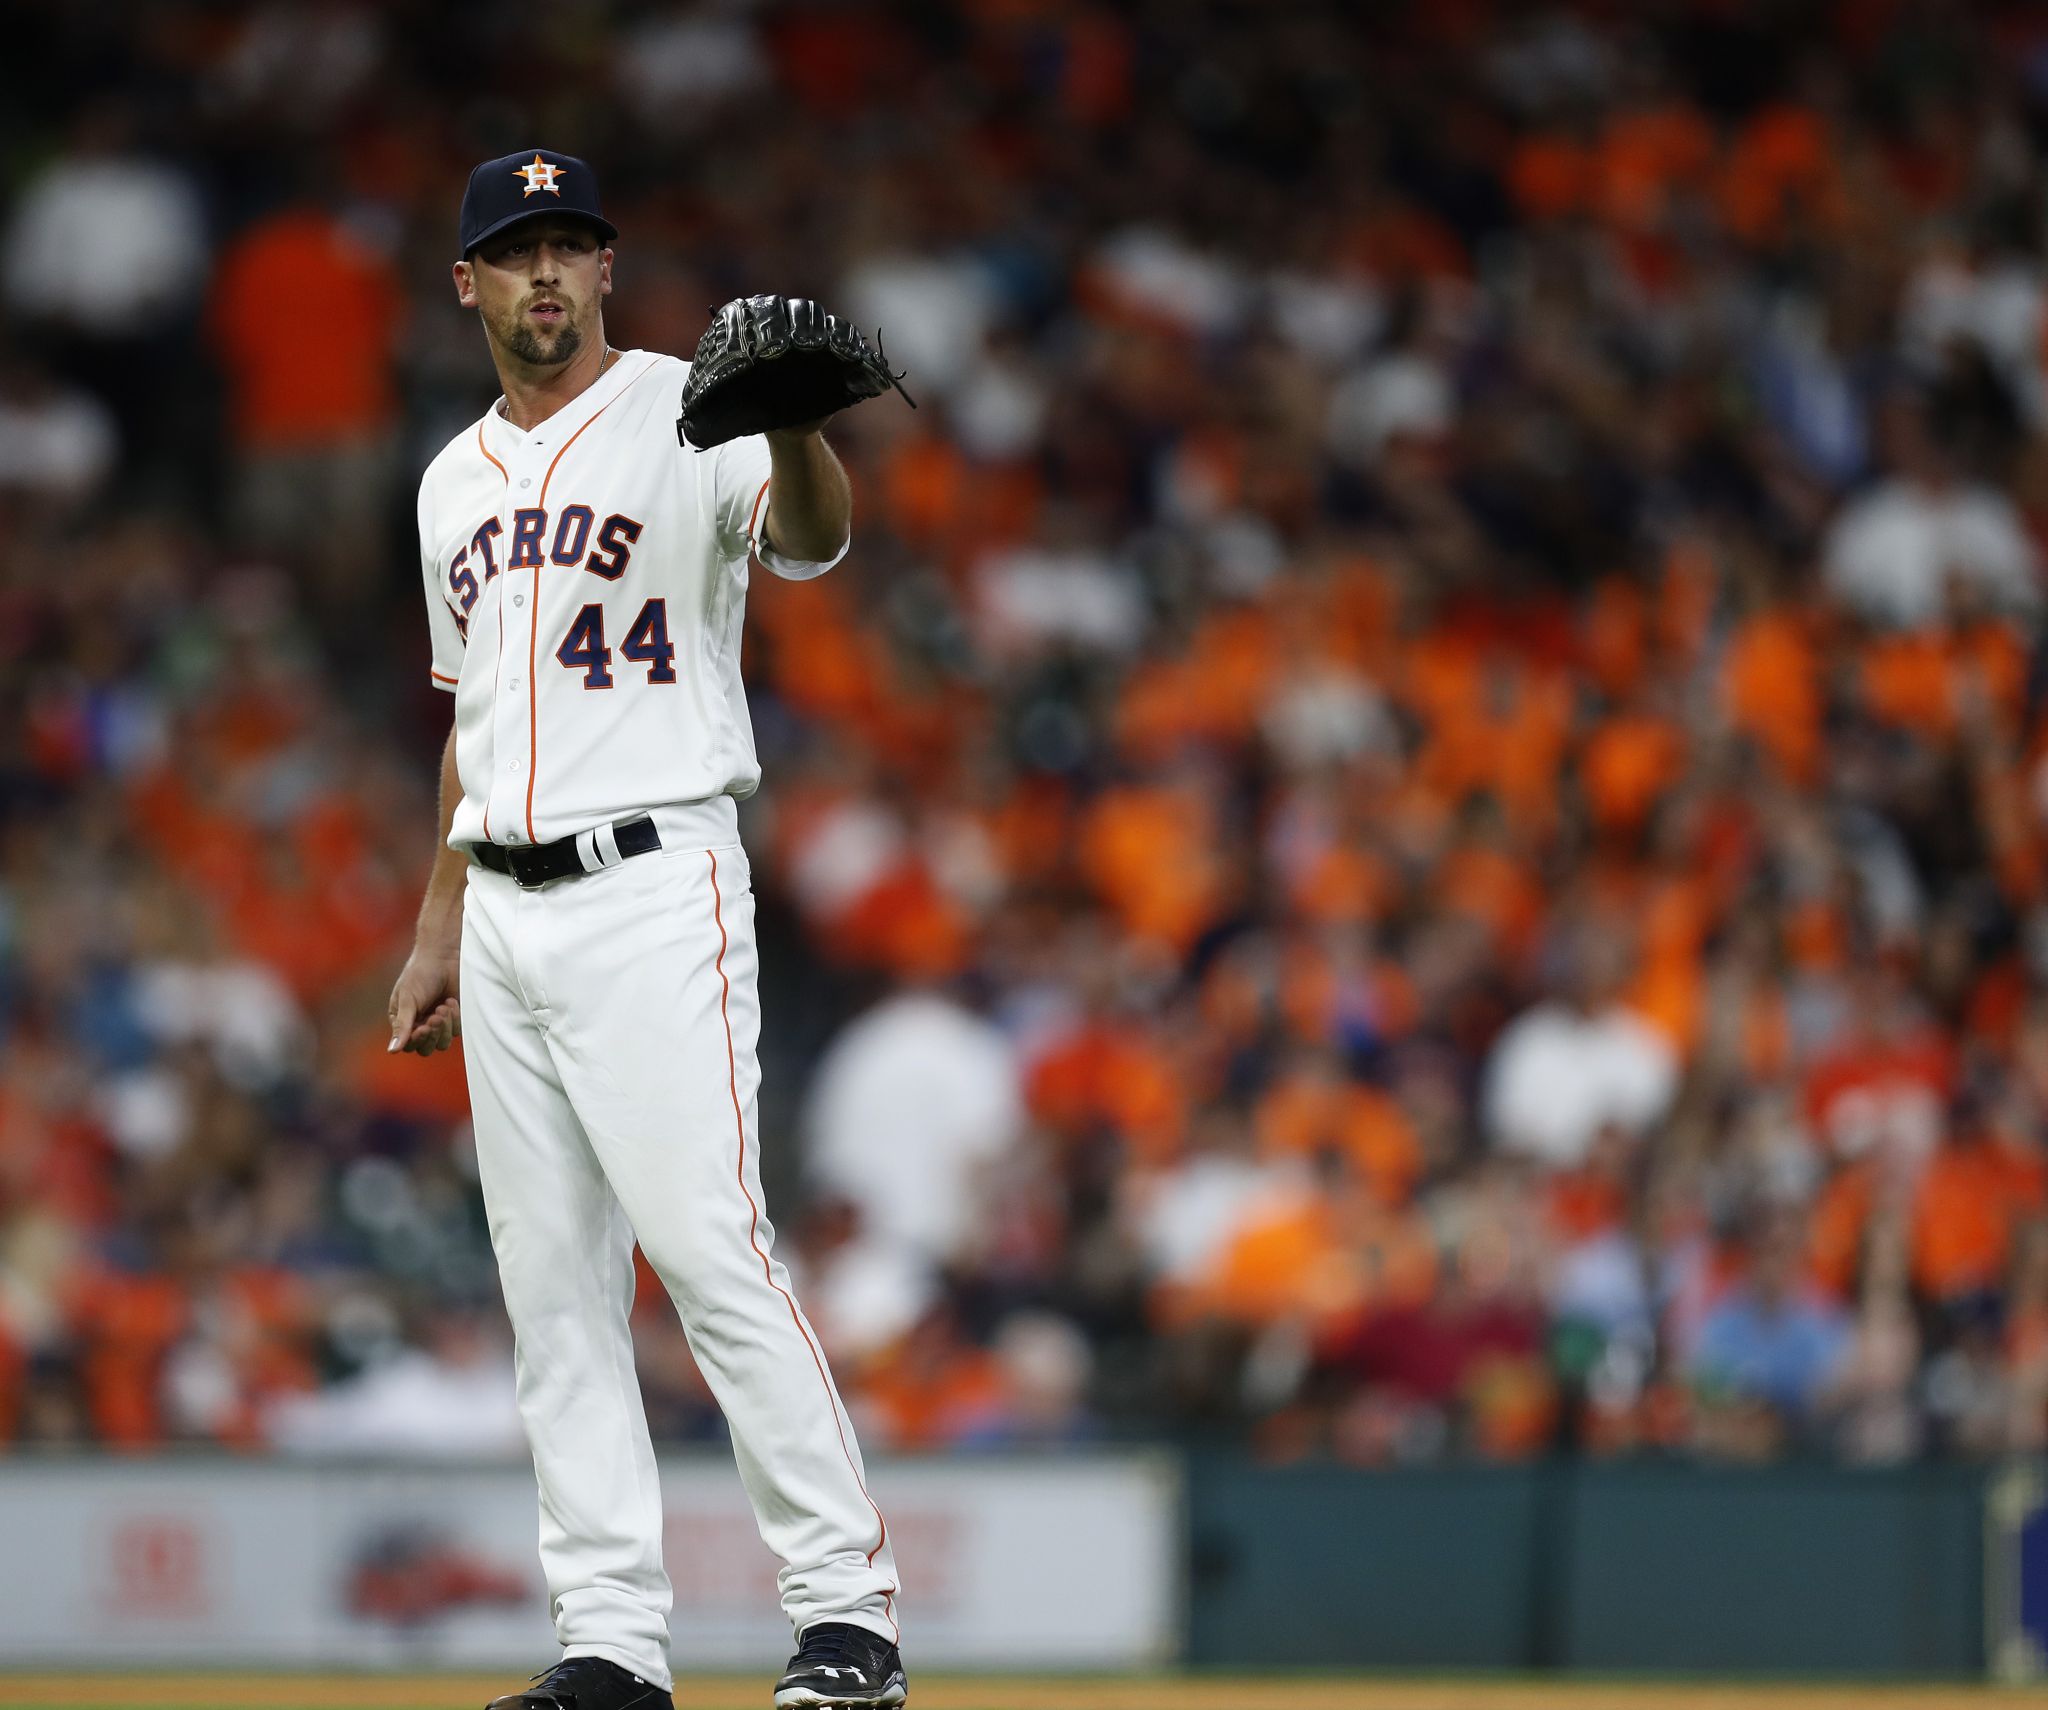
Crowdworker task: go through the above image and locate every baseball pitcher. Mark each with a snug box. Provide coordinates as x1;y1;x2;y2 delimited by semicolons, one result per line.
387;148;911;1710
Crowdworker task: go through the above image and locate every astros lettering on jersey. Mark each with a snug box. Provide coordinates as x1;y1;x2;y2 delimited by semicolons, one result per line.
418;349;842;848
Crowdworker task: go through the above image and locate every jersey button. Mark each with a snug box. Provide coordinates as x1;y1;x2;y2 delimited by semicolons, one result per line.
509;759;523;772
519;479;532;489
514;595;525;607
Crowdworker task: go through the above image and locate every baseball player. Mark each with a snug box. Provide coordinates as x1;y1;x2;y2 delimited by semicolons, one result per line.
386;149;911;1710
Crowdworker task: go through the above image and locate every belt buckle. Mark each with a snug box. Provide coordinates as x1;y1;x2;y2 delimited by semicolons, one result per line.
508;849;547;890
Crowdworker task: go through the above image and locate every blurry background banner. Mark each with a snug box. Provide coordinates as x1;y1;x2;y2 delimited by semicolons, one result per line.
0;1454;1180;1671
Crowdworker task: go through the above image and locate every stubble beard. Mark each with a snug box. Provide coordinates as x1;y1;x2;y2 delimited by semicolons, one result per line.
497;311;585;370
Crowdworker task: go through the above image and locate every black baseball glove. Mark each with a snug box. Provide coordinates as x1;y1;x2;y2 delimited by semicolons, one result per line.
676;295;913;450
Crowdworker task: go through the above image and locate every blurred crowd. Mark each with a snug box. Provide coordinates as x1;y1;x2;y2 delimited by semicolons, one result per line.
6;0;2048;1468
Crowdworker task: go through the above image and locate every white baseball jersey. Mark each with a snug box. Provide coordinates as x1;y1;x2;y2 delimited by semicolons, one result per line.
417;347;845;850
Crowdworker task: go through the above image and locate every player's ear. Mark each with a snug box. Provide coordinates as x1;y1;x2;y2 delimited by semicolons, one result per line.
599;246;614;298
453;259;478;309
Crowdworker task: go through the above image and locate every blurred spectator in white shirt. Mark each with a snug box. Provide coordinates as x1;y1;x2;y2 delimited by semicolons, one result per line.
265;1306;523;1458
1483;922;1678;1169
0;357;117;509
1129;1105;1289;1286
4;102;211;491
784;1195;934;1364
3;111;209;339
1823;397;2039;627
842;251;996;400
803;988;1023;1263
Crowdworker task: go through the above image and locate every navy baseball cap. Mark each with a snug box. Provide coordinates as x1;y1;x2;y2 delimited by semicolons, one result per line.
458;149;618;258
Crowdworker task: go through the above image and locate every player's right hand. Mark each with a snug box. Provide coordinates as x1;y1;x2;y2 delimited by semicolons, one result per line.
387;946;461;1055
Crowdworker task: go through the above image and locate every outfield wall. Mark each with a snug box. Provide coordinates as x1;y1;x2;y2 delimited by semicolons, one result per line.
0;1452;2037;1676
1188;1458;1993;1677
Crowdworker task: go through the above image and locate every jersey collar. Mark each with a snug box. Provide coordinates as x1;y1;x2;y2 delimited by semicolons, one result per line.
481;346;650;460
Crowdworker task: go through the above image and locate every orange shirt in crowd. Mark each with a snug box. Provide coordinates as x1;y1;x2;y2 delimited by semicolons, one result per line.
210;209;402;449
1912;1141;2047;1302
1616;868;1712;1054
1717;104;1846;243
1113;602;1276;762
1721;606;1823;783
1025;1020;1186;1163
1404;642;1573;836
1549;1167;1630;1242
1508;134;1594;222
1254;1073;1421;1207
858;1340;1008;1452
829;860;974;980
344;1026;473;1126
1812;1139;2047;1304
1581;712;1686;838
1287;839;1398;929
1581;576;1652;700
1156;1183;1440;1337
1434;840;1544;961
1077;781;1229;954
1596;103;1717;230
1859;624;2026;741
67;1269;189;1447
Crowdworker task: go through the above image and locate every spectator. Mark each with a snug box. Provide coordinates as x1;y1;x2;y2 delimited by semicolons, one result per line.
2;101;210;489
802;986;1022;1264
785;1195;934;1365
0;354;117;510
982;1313;1097;1447
1690;1210;1851;1455
266;1304;523;1459
1482;922;1680;1169
208;196;405;609
2;105;208;342
1822;396;2040;628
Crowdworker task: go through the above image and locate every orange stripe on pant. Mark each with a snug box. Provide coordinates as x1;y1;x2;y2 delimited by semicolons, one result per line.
708;846;899;1641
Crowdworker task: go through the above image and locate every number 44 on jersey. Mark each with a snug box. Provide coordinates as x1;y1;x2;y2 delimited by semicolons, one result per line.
557;599;676;690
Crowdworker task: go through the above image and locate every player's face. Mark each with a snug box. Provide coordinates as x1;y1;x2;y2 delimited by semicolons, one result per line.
456;218;613;370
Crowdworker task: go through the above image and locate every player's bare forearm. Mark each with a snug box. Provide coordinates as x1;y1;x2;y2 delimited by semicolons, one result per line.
388;721;465;1054
761;425;851;563
415;721;468;943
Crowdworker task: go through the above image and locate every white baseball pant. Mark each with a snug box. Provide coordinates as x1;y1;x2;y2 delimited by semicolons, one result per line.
457;806;899;1688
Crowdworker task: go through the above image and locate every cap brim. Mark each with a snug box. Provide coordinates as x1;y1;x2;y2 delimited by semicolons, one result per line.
462;206;618;258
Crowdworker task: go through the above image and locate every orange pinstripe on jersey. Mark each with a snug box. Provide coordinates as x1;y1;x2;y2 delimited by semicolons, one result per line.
477;421;509;841
476;421;508;483
522;356;646;843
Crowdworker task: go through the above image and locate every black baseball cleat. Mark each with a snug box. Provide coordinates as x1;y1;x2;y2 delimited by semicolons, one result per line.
486;1657;673;1710
773;1621;909;1707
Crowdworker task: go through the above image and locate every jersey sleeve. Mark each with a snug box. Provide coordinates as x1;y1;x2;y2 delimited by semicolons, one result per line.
711;432;850;581
418;482;464;692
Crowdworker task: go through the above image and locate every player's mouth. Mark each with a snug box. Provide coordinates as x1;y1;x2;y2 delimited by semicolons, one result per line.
528;300;567;326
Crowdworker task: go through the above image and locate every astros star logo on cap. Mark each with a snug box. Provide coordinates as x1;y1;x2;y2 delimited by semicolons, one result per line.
514;154;565;197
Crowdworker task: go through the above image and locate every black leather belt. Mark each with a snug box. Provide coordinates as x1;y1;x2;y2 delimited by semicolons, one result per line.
471;814;662;889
